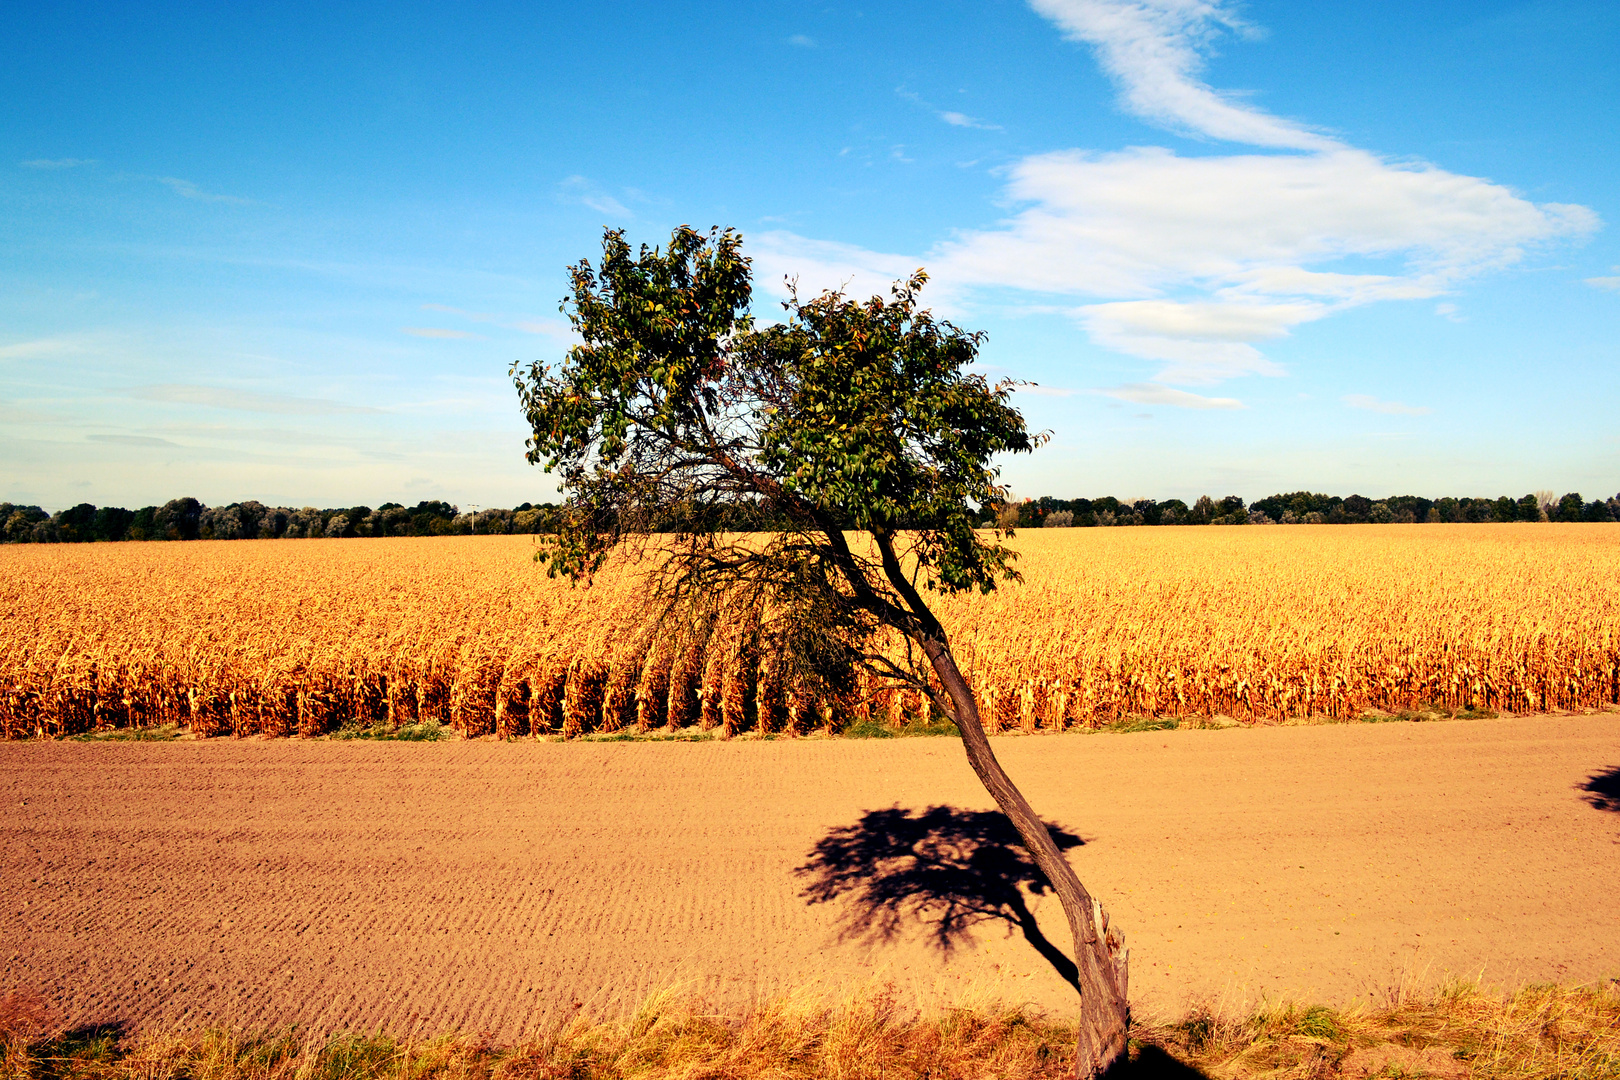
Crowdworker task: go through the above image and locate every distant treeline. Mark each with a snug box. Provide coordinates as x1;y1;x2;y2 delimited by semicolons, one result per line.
0;499;564;544
992;491;1620;528
2;489;1617;544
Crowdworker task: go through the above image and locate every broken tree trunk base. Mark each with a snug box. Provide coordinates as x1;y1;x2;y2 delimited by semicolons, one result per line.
1078;899;1132;1077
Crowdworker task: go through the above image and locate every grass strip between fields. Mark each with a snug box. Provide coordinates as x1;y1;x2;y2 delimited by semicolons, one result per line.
3;979;1616;1080
52;706;1620;745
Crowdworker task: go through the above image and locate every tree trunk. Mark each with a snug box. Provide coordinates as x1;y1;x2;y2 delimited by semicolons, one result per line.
921;634;1130;1079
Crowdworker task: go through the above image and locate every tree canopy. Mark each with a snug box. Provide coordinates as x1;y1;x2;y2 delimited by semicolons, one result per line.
512;226;1050;704
514;224;1031;585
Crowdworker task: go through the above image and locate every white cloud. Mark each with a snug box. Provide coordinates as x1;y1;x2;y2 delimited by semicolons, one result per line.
87;433;182;447
750;231;925;307
1096;382;1244;409
558;175;630;218
158;177;252;204
1013;380;1241;407
421;303;494;321
1342;393;1432;416
402;327;482;340
940;111;1002;130
932;147;1594;299
788;34;815;47
21;158;97;169
807;150;1591;304
415;304;577;342
512;319;578;343
1072;299;1319;382
1028;0;1337;149
0;338;81;360
1585;276;1620;291
127;384;383;415
898;88;1003;132
758;145;1593;383
1218;267;1435;303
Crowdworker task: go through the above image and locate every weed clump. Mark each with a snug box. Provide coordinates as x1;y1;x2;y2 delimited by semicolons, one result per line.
840;715;961;739
330;721;448;742
69;725;182;742
1101;717;1181;735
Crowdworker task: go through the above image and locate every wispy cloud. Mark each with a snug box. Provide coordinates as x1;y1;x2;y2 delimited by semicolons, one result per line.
421;303;495;321
127;384;384;415
1096;382;1244;409
417;303;577;343
751;232;923;309
788;34;816;47
1074;299;1311;383
558;175;630;218
402;327;483;340
87;434;183;447
1585;274;1620;291
898;88;1002;132
512;319;578;343
1015;380;1241;408
939;111;1002;130
0;401;65;424
1342;393;1432;416
157;176;253;204
0;338;81;360
1029;0;1336;150
21;158;97;169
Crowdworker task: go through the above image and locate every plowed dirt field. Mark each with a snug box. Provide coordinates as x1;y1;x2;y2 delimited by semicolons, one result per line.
3;715;1617;1038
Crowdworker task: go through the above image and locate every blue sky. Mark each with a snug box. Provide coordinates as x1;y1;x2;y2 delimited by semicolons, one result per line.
3;0;1616;511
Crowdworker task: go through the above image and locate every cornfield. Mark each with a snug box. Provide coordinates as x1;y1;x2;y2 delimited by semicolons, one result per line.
3;525;1617;740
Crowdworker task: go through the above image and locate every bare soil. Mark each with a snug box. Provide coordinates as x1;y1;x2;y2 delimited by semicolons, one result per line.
2;715;1616;1039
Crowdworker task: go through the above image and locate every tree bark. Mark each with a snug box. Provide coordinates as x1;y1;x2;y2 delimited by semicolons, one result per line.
920;634;1130;1080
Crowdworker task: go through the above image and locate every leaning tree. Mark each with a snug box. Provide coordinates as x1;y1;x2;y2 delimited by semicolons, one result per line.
513;225;1130;1078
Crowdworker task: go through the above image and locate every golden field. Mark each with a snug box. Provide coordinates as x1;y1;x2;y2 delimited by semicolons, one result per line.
2;524;1617;739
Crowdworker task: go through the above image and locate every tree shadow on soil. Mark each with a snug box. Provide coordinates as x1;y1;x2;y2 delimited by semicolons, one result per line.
1580;766;1620;811
797;805;1088;992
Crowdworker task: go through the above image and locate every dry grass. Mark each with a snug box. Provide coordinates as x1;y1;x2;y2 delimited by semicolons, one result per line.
3;980;1616;1080
1138;978;1620;1079
0;986;1076;1080
3;526;1618;740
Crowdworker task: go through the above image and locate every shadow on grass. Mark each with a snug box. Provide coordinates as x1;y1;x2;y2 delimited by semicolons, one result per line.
797;805;1087;992
1124;1045;1215;1078
1581;765;1620;811
3;1022;131;1080
51;1021;129;1049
